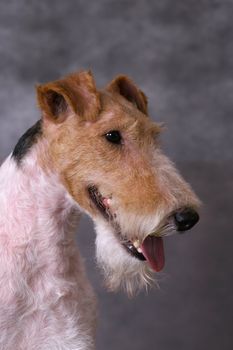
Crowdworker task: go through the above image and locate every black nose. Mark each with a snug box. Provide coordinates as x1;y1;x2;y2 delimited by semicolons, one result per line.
174;208;199;232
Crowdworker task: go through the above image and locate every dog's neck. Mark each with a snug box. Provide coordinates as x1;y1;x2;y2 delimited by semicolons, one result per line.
0;146;80;247
0;143;96;343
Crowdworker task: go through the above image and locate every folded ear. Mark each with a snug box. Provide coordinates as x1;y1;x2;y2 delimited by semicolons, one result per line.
107;75;148;115
36;71;100;123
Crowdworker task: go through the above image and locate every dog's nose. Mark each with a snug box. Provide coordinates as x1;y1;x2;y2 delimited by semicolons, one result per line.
174;208;199;232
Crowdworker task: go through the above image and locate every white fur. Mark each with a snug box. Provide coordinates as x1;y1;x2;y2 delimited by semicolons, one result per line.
94;218;154;295
0;138;200;349
92;150;200;295
0;154;96;350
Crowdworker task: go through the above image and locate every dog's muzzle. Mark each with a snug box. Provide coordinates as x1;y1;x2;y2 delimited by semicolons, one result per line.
87;185;200;273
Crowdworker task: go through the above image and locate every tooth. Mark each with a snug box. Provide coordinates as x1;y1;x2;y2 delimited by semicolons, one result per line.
133;239;140;248
137;247;142;253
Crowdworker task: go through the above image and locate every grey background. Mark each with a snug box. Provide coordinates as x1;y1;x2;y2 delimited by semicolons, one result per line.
0;0;232;349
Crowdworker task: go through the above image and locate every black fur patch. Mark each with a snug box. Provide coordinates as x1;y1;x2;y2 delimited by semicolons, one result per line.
12;120;42;164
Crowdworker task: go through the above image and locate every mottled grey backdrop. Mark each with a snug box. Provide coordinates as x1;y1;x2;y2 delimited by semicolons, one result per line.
0;1;232;349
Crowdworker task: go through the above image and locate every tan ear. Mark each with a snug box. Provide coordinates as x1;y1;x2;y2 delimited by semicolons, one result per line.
36;71;101;123
107;75;148;115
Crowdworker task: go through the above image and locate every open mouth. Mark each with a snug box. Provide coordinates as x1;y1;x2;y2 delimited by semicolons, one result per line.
87;185;112;220
87;185;165;272
129;236;165;272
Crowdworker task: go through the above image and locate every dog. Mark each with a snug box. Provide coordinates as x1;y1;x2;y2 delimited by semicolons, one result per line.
0;71;200;349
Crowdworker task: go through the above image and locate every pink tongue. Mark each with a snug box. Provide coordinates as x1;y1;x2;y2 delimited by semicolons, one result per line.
141;236;165;272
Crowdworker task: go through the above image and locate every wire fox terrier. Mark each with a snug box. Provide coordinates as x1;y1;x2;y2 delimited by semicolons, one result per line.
0;71;200;349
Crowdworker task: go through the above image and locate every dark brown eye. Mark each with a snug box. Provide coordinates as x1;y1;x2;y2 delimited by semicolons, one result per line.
105;130;122;144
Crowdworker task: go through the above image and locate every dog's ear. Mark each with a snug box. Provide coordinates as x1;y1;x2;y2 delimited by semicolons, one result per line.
107;75;148;115
36;71;100;123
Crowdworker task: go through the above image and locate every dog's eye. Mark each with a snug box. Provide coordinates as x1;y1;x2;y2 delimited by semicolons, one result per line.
104;130;122;144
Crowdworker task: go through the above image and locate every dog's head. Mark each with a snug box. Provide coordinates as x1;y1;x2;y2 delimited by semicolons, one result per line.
37;71;200;294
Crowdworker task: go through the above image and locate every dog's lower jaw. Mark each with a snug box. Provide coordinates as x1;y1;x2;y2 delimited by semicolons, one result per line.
0;153;97;350
94;219;154;296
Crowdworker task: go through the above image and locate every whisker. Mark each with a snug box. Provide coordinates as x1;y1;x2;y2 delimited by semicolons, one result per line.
157;222;176;237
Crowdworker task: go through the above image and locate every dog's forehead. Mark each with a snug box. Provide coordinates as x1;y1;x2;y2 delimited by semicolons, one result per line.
96;91;160;135
100;90;143;117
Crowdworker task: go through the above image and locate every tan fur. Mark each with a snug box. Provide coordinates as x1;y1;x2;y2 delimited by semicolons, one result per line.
0;71;200;349
37;71;101;123
107;75;148;114
36;73;199;221
36;70;200;294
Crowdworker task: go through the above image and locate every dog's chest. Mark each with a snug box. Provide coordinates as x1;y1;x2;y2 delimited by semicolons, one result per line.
0;242;97;349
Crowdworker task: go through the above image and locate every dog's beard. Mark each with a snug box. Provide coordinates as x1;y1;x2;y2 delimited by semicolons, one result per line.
94;220;155;296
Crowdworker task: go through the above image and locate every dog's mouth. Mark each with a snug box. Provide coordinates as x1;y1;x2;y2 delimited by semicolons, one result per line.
87;185;112;220
87;185;165;272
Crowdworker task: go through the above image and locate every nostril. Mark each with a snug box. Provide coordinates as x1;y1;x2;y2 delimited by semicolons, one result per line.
174;208;199;232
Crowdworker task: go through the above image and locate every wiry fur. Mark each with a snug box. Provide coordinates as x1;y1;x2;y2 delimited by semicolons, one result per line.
0;71;200;349
0;150;96;350
94;218;154;295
